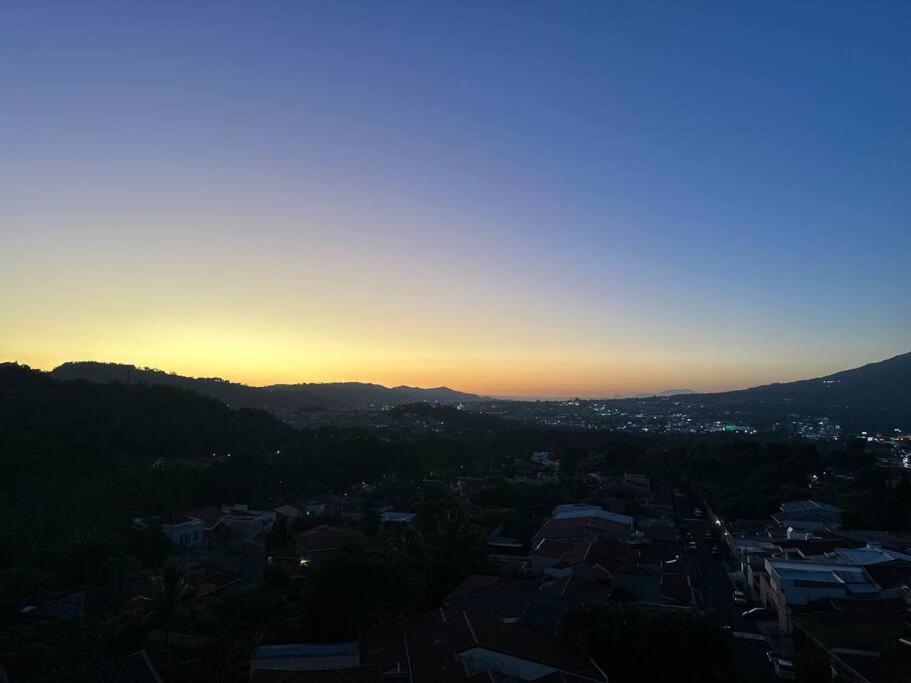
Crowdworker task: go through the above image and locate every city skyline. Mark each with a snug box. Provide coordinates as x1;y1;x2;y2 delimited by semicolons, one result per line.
3;2;910;397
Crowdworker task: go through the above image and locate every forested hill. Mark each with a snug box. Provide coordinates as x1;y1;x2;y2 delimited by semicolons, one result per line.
2;362;295;465
50;361;484;412
674;351;911;431
0;363;299;574
51;361;347;412
267;381;484;408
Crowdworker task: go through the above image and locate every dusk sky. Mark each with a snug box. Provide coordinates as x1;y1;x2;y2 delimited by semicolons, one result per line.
2;2;909;397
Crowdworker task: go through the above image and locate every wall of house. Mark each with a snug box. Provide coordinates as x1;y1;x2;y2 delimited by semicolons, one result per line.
162;519;207;559
775;578;847;606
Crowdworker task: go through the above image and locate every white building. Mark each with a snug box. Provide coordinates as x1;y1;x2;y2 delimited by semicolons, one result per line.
762;559;880;632
219;505;275;540
160;516;207;560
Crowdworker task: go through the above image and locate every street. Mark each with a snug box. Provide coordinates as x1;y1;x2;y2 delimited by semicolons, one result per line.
681;518;778;681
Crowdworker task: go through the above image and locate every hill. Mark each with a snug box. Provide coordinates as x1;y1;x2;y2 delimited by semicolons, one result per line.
51;361;347;413
50;361;484;414
3;362;296;466
673;352;911;431
267;381;484;408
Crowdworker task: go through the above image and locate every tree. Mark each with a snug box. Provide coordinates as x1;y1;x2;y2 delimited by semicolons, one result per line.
127;523;173;569
298;549;425;641
265;516;289;552
561;604;735;683
128;561;199;651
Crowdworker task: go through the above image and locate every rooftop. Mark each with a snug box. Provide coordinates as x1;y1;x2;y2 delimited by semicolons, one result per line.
779;500;843;514
91;650;162;683
364;607;607;680
551;509;634;526
766;559;879;592
834;546;911;566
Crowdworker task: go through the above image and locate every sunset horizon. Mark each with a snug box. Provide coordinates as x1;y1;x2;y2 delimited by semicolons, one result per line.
10;349;908;400
3;3;909;399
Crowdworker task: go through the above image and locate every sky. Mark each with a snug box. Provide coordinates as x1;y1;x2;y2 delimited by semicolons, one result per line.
1;1;909;398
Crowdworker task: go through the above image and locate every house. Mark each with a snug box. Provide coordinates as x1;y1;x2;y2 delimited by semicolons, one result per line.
273;504;305;520
20;586;123;624
539;537;638;582
91;650;163;683
828;528;911;554
831;544;911;566
443;573;613;635
183;506;226;534
219;505;275;540
623;473;650;492
249;666;381;682
761;559;881;633
363;607;608;681
133;513;208;560
291;525;365;569
250;642;360;675
773;500;843;531
160;515;207;560
308;493;355;516
638;522;680;546
380;511;416;526
790;600;911;683
611;566;662;604
660;572;695;608
532;508;634;545
529;539;576;575
486;532;529;576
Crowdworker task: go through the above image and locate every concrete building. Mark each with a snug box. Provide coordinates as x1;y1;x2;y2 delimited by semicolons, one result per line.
773;500;843;531
762;559;880;632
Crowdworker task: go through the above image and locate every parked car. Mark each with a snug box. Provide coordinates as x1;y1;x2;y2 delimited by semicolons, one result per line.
742;607;774;620
711;545;721;555
733;590;748;605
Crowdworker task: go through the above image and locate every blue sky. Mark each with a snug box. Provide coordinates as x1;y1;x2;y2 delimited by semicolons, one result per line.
2;1;909;395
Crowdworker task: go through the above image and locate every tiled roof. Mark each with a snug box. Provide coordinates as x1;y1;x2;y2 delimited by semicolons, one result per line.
92;651;162;683
444;575;501;606
364;608;606;681
294;525;364;552
249;665;381;683
184;506;225;529
780;500;842;514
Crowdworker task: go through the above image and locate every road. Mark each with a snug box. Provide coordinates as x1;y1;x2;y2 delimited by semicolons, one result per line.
681;518;778;681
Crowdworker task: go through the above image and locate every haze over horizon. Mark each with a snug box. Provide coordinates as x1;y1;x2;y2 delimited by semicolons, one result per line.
14;352;909;402
3;2;910;397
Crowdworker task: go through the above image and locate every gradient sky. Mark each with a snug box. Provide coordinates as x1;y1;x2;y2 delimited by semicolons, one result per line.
2;2;909;397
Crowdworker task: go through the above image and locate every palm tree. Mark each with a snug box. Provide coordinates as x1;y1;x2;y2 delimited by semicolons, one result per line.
129;561;198;651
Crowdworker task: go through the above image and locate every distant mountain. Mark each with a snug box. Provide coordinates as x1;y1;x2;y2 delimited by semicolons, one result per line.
610;389;697;399
50;362;483;415
657;388;697;397
268;381;484;408
666;352;911;432
51;361;345;413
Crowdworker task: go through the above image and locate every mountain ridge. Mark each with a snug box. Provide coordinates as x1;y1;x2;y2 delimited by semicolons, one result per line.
49;361;484;413
650;351;911;431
